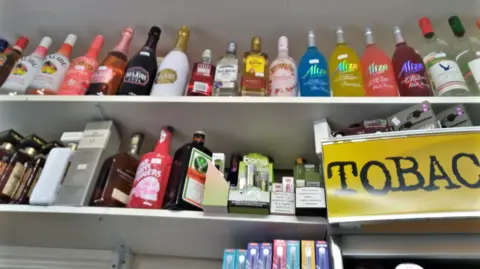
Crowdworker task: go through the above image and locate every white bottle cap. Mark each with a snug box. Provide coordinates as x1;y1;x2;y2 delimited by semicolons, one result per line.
201;49;212;63
335;26;345;44
278;36;288;51
64;34;78;46
39;36;53;48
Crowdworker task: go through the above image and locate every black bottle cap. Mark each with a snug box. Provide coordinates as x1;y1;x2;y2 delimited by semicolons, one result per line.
41;141;64;155
149;26;161;37
0;129;24;146
18;134;47;151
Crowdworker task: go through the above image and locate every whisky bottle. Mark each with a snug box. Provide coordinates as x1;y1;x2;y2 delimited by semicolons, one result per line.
186;49;215;96
213;42;239;96
240;37;268;96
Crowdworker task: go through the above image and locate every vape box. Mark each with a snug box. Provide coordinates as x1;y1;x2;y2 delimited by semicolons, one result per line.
222;249;237;269
55;121;120;206
315;241;330;269
388;101;438;131
273;240;286;269
436;104;473;128
236;249;247;269
259;243;272;269
301;241;315;269
286;241;300;269
313;118;332;156
60;131;84;144
213;153;226;174
246;243;260;269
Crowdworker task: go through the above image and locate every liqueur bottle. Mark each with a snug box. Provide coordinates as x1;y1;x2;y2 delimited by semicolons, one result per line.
240;37;268;96
163;131;212;211
0;40;9;53
0;129;24;178
186;49;215;96
213;42;239;96
117;26;161;96
86;28;134;95
269;36;297;96
0;36;29;87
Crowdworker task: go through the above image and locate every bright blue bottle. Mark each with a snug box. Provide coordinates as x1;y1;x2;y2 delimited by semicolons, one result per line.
298;31;331;96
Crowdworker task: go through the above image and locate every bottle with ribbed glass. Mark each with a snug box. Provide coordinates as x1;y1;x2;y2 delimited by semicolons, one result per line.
418;17;468;96
449;16;480;96
213;42;239;96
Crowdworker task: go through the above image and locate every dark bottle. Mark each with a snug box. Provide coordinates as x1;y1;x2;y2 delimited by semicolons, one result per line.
117;26;161;95
227;155;241;187
0;39;9;53
0;129;24;177
90;133;144;207
0;36;29;87
164;131;213;211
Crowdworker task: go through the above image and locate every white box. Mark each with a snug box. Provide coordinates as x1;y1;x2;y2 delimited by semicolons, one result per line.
270;192;295;215
313;119;332;156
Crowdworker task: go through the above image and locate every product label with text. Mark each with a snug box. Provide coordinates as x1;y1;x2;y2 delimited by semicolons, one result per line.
182;148;212;208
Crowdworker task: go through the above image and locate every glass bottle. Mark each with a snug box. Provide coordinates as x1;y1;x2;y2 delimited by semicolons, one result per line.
298;30;330;97
1;37;52;95
360;28;398;96
418;17;468;96
391;26;432;96
449;16;480;96
240;37;268;96
10;153;45;204
213;42;239;96
86;28;134;95
90;133;144;207
186;49;215;96
151;26;190;97
329;27;365;96
0;36;29;87
269;36;297;96
27;34;78;95
0;130;24;178
117;26;161;96
163;131;213;211
58;35;104;95
0;40;9;53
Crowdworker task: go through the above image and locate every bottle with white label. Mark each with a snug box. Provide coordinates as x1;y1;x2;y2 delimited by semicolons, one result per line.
418;17;469;96
269;36;297;96
0;37;52;95
213;42;239;96
27;34;78;95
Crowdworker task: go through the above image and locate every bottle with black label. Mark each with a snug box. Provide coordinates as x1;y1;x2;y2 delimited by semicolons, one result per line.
117;26;161;95
0;130;24;178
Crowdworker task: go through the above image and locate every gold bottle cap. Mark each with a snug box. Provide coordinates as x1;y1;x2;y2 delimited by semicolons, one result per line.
296;157;304;164
68;143;78;151
24;147;37;157
251;36;262;52
175;26;190;53
1;142;14;152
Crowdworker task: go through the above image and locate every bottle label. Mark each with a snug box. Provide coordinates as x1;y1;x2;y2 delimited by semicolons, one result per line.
123;66;149;86
2;162;25;197
31;54;70;91
299;63;330;96
181;148;212;208
91;66;114;84
245;55;266;77
214;63;238;83
468;58;480;88
397;60;430;91
365;63;397;95
269;60;297;96
112;188;129;204
192;81;208;93
0;53;7;66
194;63;212;77
3;56;42;90
156;68;178;84
424;55;468;95
11;166;33;201
58;56;98;95
332;60;363;89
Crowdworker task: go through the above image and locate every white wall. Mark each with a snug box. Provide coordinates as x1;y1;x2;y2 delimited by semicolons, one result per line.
133;255;221;269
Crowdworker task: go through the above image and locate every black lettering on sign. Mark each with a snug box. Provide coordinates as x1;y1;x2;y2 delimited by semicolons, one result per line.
359;161;391;195
386;156;425;192
452;153;480;188
326;161;357;194
424;155;461;191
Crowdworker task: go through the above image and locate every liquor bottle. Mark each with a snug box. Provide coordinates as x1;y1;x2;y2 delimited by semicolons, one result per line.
392;27;432;96
127;127;174;209
163;131;212;211
117;26;161;96
449;16;480;96
86;28;134;95
298;30;330;97
1;37;52;95
151;26;190;96
227;154;240;187
58;35;104;95
186;49;215;96
27;34;78;95
269;36;297;96
240;37;269;96
90;133;144;207
329;27;365;96
360;28;399;96
213;42;239;96
0;36;29;87
0;40;9;53
418;17;468;96
0;129;24;178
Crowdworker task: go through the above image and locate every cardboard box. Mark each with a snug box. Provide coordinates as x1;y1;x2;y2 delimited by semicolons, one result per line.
286;241;300;269
315;241;330;269
236;249;247;269
202;160;229;213
259;243;272;269
387;101;438;131
273;240;286;269
313;119;332;156
436;104;473;128
246;243;260;269
301;241;315;269
222;249;237;269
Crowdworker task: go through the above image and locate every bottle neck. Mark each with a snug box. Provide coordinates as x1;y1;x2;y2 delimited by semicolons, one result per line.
175;35;188;53
57;43;73;58
128;144;140;156
394;30;405;45
154;129;173;154
85;36;104;60
113;33;133;56
144;34;160;51
32;45;49;58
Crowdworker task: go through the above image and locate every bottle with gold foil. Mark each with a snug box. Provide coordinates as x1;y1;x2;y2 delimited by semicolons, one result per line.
240;37;268;96
0;130;24;178
151;26;190;97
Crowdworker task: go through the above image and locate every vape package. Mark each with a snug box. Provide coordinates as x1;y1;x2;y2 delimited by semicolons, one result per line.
436;104;473;128
213;153;226;174
273;240;286;269
387;101;438;131
246;243;260;269
282;177;294;193
259;243;272;269
315;241;330;269
223;249;237;269
286;240;300;269
236;249;247;269
301;241;315;269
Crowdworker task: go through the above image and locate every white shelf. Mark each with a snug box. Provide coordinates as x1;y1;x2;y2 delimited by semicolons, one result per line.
0;205;326;259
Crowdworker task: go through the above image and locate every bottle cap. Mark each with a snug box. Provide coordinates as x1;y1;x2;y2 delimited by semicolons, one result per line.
14;36;29;50
278;36;288;51
418;17;434;36
64;34;78;46
251;36;262;51
308;30;316;47
130;133;145;147
123;27;135;37
393;26;405;44
39;36;53;48
226;41;237;55
448;16;465;37
149;26;161;37
90;35;105;50
201;49;212;63
364;28;374;45
0;39;9;51
335;27;345;44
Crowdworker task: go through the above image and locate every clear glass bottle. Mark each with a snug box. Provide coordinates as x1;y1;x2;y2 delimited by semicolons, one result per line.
240;37;268;96
213;42;239;96
418;17;468;96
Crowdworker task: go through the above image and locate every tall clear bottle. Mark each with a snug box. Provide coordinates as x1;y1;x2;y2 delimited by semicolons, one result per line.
213;42;239;96
418;17;469;96
449;16;480;96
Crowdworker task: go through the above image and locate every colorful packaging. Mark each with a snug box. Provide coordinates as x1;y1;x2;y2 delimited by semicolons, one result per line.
236;249;247;269
246;243;260;269
273;240;287;269
223;249;237;269
301;241;315;269
286;241;300;269
259;243;272;269
315;241;330;269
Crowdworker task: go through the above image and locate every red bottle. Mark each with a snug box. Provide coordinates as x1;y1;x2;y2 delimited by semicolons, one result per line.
186;49;215;96
127;126;174;209
391;27;432;96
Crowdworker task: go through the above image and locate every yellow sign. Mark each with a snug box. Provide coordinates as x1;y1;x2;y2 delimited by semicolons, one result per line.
323;132;480;221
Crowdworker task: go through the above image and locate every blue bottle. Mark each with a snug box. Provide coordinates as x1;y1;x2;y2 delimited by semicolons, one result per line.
298;31;330;96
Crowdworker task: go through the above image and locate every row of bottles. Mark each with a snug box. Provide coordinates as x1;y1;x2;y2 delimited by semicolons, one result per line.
1;16;480;97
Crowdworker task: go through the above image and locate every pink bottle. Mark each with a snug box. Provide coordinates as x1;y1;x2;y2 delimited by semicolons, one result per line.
58;35;104;95
361;28;398;96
